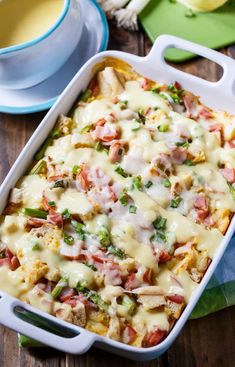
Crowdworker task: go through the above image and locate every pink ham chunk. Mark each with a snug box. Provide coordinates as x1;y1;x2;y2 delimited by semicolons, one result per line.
220;168;235;184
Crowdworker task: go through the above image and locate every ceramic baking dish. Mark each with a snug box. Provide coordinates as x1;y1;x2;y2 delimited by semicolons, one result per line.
0;35;235;361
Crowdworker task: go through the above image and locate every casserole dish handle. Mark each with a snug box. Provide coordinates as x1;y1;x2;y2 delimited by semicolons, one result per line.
146;34;235;93
0;292;96;354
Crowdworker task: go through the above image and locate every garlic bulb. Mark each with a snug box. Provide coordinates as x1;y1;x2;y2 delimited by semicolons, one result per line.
115;0;151;31
97;0;130;18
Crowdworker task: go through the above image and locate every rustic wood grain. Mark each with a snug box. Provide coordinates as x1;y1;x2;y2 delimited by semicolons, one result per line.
0;21;235;367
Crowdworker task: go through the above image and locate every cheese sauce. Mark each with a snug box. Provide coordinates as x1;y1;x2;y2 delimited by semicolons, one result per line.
0;0;64;48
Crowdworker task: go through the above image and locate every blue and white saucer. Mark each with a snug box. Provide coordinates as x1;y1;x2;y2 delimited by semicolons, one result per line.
0;0;108;114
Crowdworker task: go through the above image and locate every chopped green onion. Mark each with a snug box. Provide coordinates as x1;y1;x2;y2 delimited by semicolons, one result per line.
89;292;109;312
51;277;68;299
32;243;42;251
80;124;93;133
64;233;74;246
119;189;129;206
29;160;47;175
94;141;103;151
71;220;86;240
131;176;142;191
118;148;123;156
22;208;47;219
228;183;235;200
119;100;128;110
79;89;92;102
51;129;61;139
34;137;53;161
85;263;97;271
62;209;71;220
163;178;171;188
170;196;182;208
153;216;167;230
183;159;195;166
76;280;89;295
51;179;69;189
48;201;56;207
131;126;140;132
151;87;160;94
98;226;111;248
158;124;169;132
115;165;129;178
176;141;190;148
129;205;137;214
137;111;146;124
108;245;125;259
121;295;136;315
72;165;80;175
151;230;167;243
145;180;153;189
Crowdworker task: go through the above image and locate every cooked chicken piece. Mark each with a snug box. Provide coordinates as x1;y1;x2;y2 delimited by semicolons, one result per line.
107;316;121;341
97;67;124;96
131;286;163;295
55;114;75;136
9;188;24;205
165;299;185;319
72;302;87;327
138;295;166;310
23;260;49;284
27;286;53;314
71;133;94;148
54;302;73;323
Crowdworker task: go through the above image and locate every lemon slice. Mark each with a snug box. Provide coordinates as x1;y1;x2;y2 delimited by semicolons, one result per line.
178;0;227;12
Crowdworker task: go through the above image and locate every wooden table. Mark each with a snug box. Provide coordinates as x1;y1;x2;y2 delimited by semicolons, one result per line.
0;23;235;367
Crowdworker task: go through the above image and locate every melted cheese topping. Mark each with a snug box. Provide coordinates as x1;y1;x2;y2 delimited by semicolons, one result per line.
0;64;234;348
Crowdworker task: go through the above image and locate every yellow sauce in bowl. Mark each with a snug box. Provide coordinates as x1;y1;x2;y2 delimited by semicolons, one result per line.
0;0;64;49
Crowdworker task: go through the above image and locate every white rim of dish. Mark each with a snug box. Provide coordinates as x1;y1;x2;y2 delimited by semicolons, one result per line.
0;0;109;115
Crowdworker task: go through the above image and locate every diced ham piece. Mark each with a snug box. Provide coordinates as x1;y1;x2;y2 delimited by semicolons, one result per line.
59;287;76;303
208;124;222;133
158;251;171;264
48;174;68;182
220;168;235;184
140;77;152;91
104;262;122;286
88;186;116;213
171;147;188;165
193;195;209;220
124;273;141;291
91;123;120;142
199;107;213;120
109;141;126;163
228;139;235;148
47;212;63;228
167;294;185;304
10;256;20;271
183;93;198;119
122;325;137;344
89;76;100;97
88;167;111;188
76;163;92;191
0;258;10;267
142;328;167;348
27;217;48;228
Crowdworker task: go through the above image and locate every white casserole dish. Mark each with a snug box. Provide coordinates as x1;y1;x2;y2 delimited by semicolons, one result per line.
0;35;235;360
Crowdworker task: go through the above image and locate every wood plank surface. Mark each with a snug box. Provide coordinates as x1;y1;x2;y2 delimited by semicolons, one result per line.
0;21;234;367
